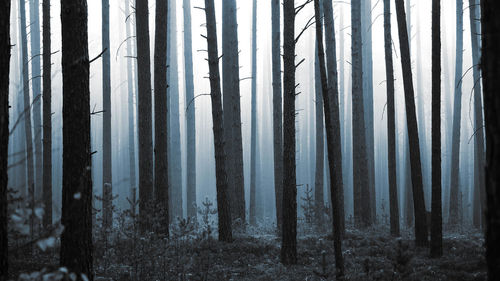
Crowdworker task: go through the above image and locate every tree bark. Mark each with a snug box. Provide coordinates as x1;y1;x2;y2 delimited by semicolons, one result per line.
183;0;197;220
204;0;233;242
135;0;154;232
0;1;11;279
281;0;297;265
394;0;428;246
383;0;400;237
314;47;324;224
42;0;52;228
430;0;442;258
59;0;93;278
154;0;169;236
314;0;345;276
249;0;258;226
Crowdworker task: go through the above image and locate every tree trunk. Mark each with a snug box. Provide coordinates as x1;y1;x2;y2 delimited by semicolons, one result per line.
0;1;11;279
271;0;283;231
183;0;197;220
42;0;52;229
249;0;258;226
59;0;93;278
449;0;463;226
101;0;112;231
154;0;169;236
430;0;442;258
314;0;345;276
394;0;428;246
481;1;500;279
314;46;324;224
281;0;297;265
204;0;233;242
135;0;154;232
383;0;400;237
352;0;371;227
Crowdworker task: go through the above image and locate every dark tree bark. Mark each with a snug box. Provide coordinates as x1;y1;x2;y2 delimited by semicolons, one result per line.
154;0;169;236
183;0;197;220
314;0;345;277
481;0;500;279
59;0;93;278
42;0;52;228
204;0;233;242
430;0;442;258
394;0;428;246
383;0;400;237
135;0;154;231
314;47;324;224
281;0;297;265
0;1;11;279
249;0;258;226
271;0;283;231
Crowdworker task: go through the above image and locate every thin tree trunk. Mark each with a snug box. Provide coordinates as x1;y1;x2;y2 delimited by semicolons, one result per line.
394;0;428;246
449;0;463;226
0;0;11;279
281;0;297;265
135;0;154;232
352;0;371;227
42;0;52;228
183;0;196;220
481;1;500;279
314;0;345;276
154;0;169;236
383;0;400;237
102;0;113;231
59;0;93;277
204;0;233;242
314;47;324;224
430;0;442;257
249;0;258;226
271;0;283;231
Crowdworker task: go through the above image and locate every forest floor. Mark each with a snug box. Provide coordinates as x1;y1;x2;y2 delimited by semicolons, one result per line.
9;221;487;281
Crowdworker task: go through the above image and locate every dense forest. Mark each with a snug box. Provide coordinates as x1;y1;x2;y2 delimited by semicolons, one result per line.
0;0;499;280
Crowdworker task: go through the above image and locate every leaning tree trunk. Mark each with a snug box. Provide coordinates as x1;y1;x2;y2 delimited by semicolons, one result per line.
481;1;500;279
154;0;169;237
183;0;197;220
0;1;11;279
430;0;442;258
351;0;371;227
281;0;297;265
204;0;233;242
383;0;400;237
59;0;93;278
42;0;52;229
135;0;154;232
394;0;428;246
249;0;258;226
271;0;283;230
449;0;463;226
314;0;345;277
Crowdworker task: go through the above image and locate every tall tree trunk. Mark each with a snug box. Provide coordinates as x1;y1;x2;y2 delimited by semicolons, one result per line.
135;0;154;232
404;0;414;229
42;0;52;228
59;0;93;277
101;0;112;231
249;0;258;226
204;0;233;242
449;0;463;226
222;0;245;222
183;0;196;220
430;0;442;257
394;0;428;246
314;0;345;276
481;1;500;279
154;0;169;236
352;0;371;227
281;0;297;265
314;46;324;224
271;0;283;230
323;0;345;235
30;0;42;199
0;1;11;279
383;0;400;237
